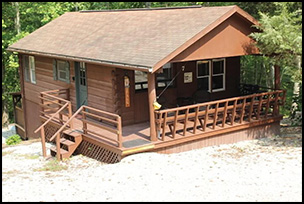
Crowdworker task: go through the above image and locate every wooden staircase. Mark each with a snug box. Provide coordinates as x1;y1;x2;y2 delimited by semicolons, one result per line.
50;129;82;159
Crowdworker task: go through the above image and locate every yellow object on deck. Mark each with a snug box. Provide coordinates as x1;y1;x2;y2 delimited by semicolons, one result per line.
153;101;162;110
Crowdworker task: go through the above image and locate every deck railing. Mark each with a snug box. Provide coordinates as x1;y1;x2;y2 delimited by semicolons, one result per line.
39;89;72;126
35;89;123;160
35;89;72;158
80;105;122;148
155;89;286;141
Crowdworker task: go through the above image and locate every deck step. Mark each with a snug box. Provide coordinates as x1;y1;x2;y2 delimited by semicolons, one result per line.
60;138;75;146
63;129;82;137
50;146;69;155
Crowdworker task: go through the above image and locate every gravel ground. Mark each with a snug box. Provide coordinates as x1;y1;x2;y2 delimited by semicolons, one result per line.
2;128;302;202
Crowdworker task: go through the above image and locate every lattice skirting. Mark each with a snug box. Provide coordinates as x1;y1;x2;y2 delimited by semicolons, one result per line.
74;140;121;164
44;124;60;143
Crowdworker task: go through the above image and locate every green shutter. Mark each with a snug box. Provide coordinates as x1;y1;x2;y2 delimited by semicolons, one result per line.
65;61;70;83
53;60;57;80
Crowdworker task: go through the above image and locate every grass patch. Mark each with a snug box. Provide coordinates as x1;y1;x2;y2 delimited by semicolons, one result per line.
19;153;40;160
2;150;15;156
34;159;68;172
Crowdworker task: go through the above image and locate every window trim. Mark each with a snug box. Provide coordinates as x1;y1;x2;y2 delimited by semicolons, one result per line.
211;58;225;92
23;55;36;84
53;59;70;83
196;60;211;92
196;58;226;93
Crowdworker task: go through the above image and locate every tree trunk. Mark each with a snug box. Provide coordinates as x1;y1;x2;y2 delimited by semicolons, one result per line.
14;2;20;34
291;55;301;115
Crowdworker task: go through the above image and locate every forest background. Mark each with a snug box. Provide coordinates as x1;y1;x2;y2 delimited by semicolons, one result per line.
2;2;302;127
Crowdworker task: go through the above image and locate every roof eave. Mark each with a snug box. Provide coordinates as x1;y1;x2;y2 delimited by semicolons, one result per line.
7;47;153;72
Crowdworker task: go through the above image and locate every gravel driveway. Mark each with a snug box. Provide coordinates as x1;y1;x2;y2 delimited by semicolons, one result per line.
2;128;302;202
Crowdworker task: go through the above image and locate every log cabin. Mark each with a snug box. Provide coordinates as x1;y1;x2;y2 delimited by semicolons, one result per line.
8;5;286;163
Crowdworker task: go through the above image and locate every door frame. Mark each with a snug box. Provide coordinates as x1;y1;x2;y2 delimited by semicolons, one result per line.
74;62;88;109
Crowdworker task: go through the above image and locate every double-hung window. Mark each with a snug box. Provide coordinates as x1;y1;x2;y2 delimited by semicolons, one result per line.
23;55;36;84
197;60;210;92
53;60;70;83
197;58;225;92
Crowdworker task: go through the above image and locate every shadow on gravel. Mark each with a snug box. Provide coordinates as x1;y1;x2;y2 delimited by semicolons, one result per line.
256;126;302;148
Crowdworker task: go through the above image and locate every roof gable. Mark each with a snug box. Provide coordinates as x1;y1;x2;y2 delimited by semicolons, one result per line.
8;5;258;72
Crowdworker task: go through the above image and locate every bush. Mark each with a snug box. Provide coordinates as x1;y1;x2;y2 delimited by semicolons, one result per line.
5;134;22;146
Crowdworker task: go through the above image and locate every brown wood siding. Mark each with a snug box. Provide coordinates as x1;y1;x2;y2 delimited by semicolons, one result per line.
86;64;116;113
21;54;118;138
115;68;135;125
171;13;258;62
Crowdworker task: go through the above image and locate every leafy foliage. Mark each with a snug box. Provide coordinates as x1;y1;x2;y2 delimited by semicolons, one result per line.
5;134;22;146
2;2;301;126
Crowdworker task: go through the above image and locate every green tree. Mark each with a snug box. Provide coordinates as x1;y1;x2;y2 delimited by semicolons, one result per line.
249;2;302;118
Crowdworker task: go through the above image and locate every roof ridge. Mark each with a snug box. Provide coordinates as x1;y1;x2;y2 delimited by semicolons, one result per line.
79;5;203;13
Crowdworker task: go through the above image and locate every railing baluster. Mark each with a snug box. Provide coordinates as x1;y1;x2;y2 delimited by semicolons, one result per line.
183;108;189;136
172;111;178;138
240;98;246;123
264;93;271;118
222;101;228;127
231;100;237;125
256;95;263;120
82;107;87;134
273;92;279;116
204;104;209;131
248;96;255;122
213;103;219;129
193;106;199;134
162;112;167;141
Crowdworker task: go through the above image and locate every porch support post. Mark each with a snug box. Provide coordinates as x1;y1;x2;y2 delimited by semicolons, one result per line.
148;73;157;142
274;64;280;90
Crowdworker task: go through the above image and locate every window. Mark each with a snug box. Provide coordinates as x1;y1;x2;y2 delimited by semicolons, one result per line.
135;70;148;91
135;63;174;91
53;60;70;83
197;58;225;92
23;55;36;84
197;60;210;92
157;63;173;88
211;59;225;92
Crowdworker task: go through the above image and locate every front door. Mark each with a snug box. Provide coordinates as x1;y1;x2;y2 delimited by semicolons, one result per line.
75;62;88;108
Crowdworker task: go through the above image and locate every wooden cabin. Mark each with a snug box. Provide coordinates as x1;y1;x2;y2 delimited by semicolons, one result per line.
8;5;286;163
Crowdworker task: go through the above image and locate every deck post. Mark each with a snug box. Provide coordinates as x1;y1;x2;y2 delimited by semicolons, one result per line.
148;73;157;142
40;126;47;157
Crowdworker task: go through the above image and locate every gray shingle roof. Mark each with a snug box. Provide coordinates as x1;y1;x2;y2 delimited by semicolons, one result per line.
8;5;257;72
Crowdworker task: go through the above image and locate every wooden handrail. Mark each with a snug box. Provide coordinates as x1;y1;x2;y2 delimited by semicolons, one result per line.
155;90;285;114
34;102;69;133
49;106;84;141
155;89;286;141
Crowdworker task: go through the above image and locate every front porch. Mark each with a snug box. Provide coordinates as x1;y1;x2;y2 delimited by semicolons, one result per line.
36;87;286;163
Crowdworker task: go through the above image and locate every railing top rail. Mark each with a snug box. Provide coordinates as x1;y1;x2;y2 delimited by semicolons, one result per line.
34;102;69;133
155;89;285;114
41;92;70;104
83;105;121;119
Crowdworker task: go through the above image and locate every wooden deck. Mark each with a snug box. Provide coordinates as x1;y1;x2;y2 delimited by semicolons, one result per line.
37;88;286;163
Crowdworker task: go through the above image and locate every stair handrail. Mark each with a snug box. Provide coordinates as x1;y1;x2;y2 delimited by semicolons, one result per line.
49;106;84;142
